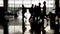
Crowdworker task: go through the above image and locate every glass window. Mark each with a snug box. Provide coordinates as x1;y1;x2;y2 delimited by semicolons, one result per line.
8;0;22;7
0;0;3;7
8;0;55;7
22;0;55;7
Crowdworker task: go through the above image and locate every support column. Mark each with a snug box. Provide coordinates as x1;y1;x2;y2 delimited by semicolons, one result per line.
3;0;8;34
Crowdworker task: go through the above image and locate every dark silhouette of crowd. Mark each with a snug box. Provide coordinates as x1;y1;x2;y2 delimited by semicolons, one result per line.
22;1;59;34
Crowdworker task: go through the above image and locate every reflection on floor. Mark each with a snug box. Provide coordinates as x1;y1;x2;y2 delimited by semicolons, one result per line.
0;25;55;34
9;26;22;34
0;29;3;34
24;26;54;34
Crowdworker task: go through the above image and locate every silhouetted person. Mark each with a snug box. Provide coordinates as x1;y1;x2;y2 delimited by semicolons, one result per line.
29;4;34;34
36;3;42;34
33;5;38;34
41;1;46;34
43;1;46;17
22;5;26;34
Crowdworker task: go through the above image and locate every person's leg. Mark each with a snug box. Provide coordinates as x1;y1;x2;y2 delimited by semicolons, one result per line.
42;18;46;34
29;20;34;34
54;24;59;34
22;15;26;34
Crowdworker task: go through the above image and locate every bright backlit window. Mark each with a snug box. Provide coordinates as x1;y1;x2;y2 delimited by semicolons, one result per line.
0;0;3;7
8;0;22;7
8;0;55;8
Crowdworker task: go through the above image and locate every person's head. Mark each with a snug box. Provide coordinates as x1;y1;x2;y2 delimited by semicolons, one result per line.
31;4;34;7
43;1;46;5
39;3;41;6
22;4;24;7
35;5;36;7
